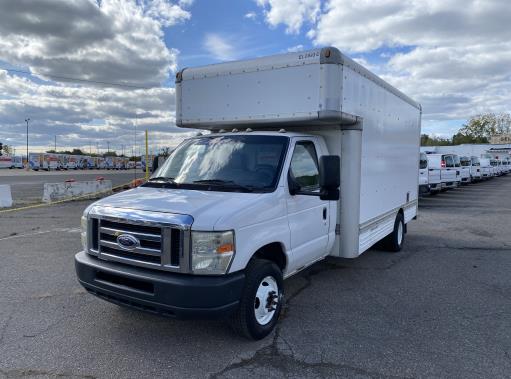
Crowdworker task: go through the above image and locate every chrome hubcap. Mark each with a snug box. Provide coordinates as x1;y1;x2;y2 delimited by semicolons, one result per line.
397;222;403;245
254;276;279;325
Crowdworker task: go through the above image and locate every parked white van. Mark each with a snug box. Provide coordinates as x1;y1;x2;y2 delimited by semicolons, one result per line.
427;153;457;190
419;152;430;194
458;156;472;184
452;155;462;186
490;159;502;176
75;47;421;340
424;153;441;194
479;158;493;179
469;156;482;181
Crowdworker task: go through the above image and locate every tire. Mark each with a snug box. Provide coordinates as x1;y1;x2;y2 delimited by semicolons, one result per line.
382;213;405;252
230;259;284;340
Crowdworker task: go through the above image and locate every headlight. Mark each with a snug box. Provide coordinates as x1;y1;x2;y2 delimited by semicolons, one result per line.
191;231;235;275
81;215;88;251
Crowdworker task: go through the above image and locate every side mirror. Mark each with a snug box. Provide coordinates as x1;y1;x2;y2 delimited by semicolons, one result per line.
319;155;340;201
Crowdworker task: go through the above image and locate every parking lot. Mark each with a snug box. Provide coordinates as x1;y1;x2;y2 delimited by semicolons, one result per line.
1;176;510;378
0;169;144;206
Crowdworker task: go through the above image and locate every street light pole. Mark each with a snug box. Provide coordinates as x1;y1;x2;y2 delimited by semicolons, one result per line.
25;118;30;169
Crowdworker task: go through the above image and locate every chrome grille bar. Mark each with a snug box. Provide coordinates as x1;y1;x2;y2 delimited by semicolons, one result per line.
87;207;192;273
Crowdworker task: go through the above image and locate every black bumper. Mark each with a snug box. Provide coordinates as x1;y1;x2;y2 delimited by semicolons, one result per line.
75;251;245;319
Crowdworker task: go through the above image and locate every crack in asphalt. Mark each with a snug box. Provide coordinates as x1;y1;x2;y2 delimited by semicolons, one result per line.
0;306;17;345
209;262;409;379
0;368;96;379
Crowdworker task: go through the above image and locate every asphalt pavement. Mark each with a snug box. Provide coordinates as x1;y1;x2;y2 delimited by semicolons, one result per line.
0;176;510;378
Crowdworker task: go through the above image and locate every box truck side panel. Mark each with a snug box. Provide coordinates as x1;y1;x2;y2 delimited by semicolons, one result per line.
179;63;322;126
341;65;421;251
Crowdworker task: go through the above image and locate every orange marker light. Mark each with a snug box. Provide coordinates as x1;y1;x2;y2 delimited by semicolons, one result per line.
216;243;234;254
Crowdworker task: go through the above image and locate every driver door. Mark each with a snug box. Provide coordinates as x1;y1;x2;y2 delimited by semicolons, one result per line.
286;139;330;272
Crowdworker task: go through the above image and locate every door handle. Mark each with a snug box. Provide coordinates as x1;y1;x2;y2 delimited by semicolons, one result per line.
322;207;327;220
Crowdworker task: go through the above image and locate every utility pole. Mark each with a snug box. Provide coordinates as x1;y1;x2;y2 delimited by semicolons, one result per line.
107;141;110;153
25;118;30;170
96;142;99;155
54;135;57;152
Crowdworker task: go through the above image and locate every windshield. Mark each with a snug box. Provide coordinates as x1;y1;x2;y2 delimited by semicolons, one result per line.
419;153;427;169
471;157;480;166
149;135;289;192
460;157;471;166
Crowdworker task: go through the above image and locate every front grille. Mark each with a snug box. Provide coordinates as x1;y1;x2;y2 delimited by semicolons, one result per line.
90;217;184;270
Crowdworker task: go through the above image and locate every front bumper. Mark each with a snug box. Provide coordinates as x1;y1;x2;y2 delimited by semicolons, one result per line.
75;251;245;319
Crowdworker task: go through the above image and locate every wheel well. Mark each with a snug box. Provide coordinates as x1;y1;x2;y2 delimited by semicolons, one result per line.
252;243;287;271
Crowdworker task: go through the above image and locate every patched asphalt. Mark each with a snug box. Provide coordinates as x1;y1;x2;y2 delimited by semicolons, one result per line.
0;176;510;378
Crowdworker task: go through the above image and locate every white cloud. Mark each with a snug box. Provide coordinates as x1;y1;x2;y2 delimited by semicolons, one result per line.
0;0;192;87
203;34;236;61
144;0;191;27
255;0;321;34
0;0;196;152
286;45;304;53
244;11;257;20
0;70;191;153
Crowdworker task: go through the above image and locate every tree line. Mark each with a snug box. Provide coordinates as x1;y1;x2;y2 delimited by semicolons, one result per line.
421;112;511;146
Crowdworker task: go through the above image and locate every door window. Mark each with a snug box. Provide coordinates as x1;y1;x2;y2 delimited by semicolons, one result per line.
289;141;320;192
444;155;454;168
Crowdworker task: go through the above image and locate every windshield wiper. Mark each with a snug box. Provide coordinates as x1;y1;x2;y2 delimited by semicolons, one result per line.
192;179;255;192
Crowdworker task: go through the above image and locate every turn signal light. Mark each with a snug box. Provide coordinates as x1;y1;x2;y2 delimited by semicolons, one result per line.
216;243;234;254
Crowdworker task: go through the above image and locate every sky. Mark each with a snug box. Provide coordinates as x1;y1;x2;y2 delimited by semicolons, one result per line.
0;0;510;155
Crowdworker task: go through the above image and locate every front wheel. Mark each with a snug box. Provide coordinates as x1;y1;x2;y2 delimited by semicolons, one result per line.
230;259;284;340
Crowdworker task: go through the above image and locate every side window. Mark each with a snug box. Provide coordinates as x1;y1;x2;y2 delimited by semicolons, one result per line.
289;141;319;192
444;155;454;168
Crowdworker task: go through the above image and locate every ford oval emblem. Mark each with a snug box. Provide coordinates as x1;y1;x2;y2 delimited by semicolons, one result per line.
116;234;140;251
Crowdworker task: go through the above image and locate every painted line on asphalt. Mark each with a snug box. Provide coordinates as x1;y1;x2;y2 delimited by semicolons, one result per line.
0;227;80;242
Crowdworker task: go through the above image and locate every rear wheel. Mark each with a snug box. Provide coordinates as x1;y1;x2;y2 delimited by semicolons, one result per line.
382;213;405;252
230;259;283;340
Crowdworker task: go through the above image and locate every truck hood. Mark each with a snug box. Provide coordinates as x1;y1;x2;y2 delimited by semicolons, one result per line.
90;186;277;230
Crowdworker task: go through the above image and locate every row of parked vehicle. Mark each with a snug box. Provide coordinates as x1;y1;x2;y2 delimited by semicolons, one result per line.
0;153;151;171
419;152;510;195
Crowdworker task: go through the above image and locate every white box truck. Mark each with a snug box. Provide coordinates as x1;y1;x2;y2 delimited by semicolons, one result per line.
75;47;421;340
